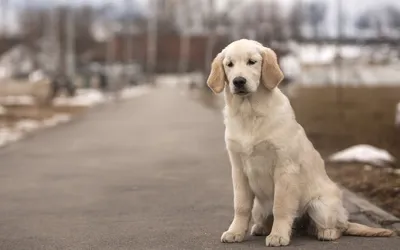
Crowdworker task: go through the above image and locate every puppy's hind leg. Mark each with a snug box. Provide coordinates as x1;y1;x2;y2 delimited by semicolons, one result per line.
251;199;273;236
307;196;348;241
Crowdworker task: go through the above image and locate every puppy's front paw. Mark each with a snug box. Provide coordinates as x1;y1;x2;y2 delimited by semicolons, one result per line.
221;230;246;243
265;234;290;247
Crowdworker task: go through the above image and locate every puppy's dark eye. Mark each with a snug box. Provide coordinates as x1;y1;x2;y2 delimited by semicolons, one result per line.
247;59;256;65
227;62;234;67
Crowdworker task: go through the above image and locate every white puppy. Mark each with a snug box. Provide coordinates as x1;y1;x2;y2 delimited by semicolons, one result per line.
207;39;394;247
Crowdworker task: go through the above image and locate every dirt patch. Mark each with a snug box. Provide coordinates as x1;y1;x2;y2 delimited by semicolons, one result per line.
289;86;400;217
327;163;400;218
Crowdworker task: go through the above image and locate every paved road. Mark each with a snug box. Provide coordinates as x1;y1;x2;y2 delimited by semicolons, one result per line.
0;87;398;250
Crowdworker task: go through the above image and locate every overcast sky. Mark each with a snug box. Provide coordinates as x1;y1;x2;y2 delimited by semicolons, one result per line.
4;0;400;13
6;0;400;9
2;0;400;36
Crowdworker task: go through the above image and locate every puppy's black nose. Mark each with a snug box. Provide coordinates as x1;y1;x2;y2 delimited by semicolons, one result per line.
233;76;246;88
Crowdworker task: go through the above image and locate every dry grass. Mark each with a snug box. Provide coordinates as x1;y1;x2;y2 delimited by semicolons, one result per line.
290;86;400;162
289;86;400;217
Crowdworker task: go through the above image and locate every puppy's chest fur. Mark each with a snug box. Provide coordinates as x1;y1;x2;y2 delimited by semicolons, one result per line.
225;115;277;157
225;108;280;200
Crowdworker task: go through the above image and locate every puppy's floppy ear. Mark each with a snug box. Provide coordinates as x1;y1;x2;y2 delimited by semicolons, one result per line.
260;47;284;90
207;53;226;94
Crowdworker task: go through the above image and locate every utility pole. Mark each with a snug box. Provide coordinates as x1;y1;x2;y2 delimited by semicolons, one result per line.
178;0;191;74
65;6;76;78
146;0;158;85
124;0;134;87
335;0;344;114
106;2;116;72
228;0;243;41
48;5;61;74
103;2;120;97
0;0;7;37
125;0;134;65
336;0;343;58
299;0;304;43
268;0;275;44
336;0;343;84
204;0;215;75
204;0;244;73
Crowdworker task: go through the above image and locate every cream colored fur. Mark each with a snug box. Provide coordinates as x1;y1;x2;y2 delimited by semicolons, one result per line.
207;39;394;247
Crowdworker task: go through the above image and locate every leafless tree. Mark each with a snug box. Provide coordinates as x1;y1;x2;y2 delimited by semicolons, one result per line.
178;0;194;74
203;0;248;73
356;4;400;38
147;0;158;83
288;1;305;40
19;7;47;41
0;0;8;37
19;5;97;73
124;0;134;65
305;1;327;39
65;6;76;77
155;0;180;34
204;0;216;74
386;6;400;30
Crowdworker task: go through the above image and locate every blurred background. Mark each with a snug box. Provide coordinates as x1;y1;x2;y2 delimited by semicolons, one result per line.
0;0;399;217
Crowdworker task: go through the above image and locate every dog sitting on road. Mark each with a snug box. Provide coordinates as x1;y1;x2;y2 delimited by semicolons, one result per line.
206;39;394;247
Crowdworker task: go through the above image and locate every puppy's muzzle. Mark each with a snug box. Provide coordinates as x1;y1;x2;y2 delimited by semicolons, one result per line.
232;76;248;95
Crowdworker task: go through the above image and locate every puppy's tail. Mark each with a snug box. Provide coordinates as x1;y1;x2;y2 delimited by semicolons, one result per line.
344;222;395;237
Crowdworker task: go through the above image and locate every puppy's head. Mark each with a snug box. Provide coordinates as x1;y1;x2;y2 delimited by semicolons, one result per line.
206;39;284;96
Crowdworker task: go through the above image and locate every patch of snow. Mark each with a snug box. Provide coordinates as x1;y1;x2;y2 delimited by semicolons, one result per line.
0;95;34;105
53;85;150;107
298;44;363;65
156;75;180;87
0;105;6;115
300;64;400;86
280;54;301;79
328;144;396;167
29;70;47;83
120;85;151;100
363;165;373;171
340;46;362;60
156;73;205;88
53;89;106;107
15;120;40;133
0;113;72;148
42;114;71;128
298;45;336;65
0;128;23;147
0;67;11;79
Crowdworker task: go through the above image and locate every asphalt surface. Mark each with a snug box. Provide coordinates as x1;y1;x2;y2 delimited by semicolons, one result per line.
0;87;399;250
